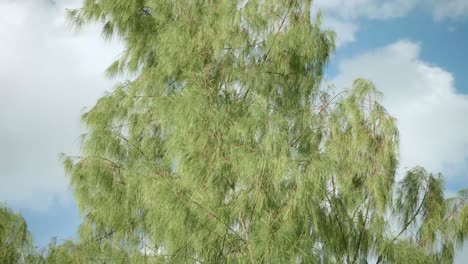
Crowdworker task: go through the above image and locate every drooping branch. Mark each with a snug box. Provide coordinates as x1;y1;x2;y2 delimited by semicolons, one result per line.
376;192;428;264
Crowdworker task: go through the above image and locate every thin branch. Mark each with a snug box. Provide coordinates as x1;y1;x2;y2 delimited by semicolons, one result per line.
179;191;246;244
319;90;348;113
324;191;349;258
223;41;265;51
352;195;372;264
111;129;151;161
262;0;294;64
376;192;428;264
69;155;122;169
437;198;466;230
239;212;255;264
140;7;152;16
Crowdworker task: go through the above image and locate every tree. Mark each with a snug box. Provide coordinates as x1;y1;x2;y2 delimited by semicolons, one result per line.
34;238;131;264
0;205;35;264
0;204;125;264
62;0;468;263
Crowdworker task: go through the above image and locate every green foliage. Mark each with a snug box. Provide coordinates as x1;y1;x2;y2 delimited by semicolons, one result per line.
0;205;34;264
31;238;130;264
54;0;468;263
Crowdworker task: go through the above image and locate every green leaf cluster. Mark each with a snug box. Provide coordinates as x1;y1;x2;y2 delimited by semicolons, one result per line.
0;205;35;264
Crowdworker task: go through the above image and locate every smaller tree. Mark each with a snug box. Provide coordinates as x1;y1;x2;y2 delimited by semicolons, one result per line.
0;205;35;264
35;239;129;264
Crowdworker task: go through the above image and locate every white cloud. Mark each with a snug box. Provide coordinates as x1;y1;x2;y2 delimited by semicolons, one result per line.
313;0;468;47
320;17;359;47
312;0;419;46
314;0;419;20
315;0;468;20
331;41;468;263
430;0;468;21
0;0;122;210
331;40;468;177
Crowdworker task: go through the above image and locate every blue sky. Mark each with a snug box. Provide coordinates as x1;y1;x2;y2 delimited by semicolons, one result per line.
328;9;468;92
1;0;468;261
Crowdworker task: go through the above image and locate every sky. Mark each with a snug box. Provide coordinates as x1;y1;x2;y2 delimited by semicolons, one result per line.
0;0;467;261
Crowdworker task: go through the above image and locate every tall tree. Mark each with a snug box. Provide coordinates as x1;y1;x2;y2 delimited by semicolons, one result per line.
63;0;468;263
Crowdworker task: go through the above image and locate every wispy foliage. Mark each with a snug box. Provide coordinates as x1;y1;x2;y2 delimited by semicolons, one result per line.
0;205;35;264
51;0;468;263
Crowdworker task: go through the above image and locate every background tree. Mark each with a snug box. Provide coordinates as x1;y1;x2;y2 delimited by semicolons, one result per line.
34;238;131;264
0;205;36;264
61;0;468;263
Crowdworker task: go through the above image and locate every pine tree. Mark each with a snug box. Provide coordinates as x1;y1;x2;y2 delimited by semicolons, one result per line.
61;0;468;263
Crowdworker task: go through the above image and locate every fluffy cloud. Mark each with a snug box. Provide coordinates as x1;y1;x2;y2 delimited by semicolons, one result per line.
0;0;122;210
330;42;468;262
313;0;468;46
430;0;468;21
314;0;419;20
330;40;468;178
318;16;359;47
311;0;417;47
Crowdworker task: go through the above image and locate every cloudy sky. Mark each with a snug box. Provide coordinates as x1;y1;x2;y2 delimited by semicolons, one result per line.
1;0;467;260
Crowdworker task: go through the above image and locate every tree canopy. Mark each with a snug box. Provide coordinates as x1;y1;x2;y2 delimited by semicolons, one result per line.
1;0;467;263
60;0;468;263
